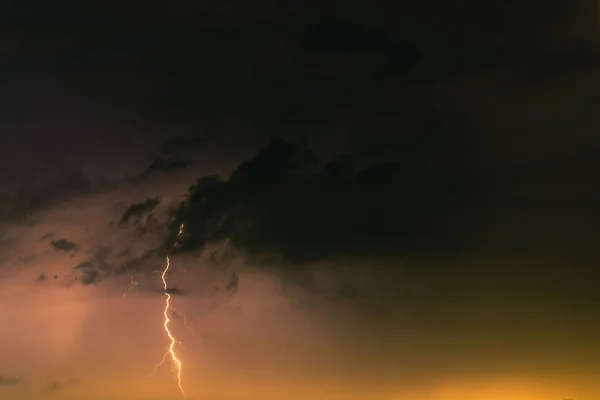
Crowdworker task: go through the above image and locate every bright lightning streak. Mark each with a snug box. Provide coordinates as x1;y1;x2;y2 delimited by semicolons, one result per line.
152;224;187;397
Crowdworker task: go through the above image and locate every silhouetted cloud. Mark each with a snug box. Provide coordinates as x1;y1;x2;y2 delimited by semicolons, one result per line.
114;247;164;276
80;269;100;285
225;271;239;292
70;260;101;285
50;239;77;252
120;197;159;225
172;132;477;262
93;247;111;272
72;261;93;270
0;375;22;386
164;288;187;296
44;380;63;393
66;247;115;286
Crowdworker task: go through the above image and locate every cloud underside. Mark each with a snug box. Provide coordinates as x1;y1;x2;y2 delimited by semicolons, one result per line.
173;131;476;262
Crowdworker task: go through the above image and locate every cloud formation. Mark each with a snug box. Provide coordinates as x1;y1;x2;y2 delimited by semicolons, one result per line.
0;375;22;386
173;132;477;262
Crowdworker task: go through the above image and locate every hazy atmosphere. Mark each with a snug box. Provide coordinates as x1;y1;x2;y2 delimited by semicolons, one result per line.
1;2;600;400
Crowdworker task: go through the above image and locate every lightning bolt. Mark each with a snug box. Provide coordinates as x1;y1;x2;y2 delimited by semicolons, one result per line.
151;224;187;397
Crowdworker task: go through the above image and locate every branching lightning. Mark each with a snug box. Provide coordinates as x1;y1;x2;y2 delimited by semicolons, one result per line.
151;224;187;397
122;275;138;298
171;307;201;340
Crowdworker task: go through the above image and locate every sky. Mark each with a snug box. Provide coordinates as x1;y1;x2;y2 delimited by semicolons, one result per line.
0;2;599;399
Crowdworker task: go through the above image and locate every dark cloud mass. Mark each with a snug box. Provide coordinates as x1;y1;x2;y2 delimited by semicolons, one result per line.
50;239;77;252
119;198;160;225
72;262;100;285
0;375;23;386
174;131;477;261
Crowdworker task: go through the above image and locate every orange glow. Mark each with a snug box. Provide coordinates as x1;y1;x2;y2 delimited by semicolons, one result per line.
427;375;568;400
152;224;186;397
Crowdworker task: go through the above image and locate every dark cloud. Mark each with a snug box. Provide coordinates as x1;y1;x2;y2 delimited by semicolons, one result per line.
65;247;116;286
50;239;77;252
203;241;236;268
79;268;100;285
164;288;187;296
142;286;188;296
72;261;93;270
93;247;111;271
119;198;160;225
173;131;477;262
0;375;22;386
70;260;101;285
225;271;239;292
44;380;63;393
114;247;165;276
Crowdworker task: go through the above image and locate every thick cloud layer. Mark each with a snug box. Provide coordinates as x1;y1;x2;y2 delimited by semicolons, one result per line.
174;130;478;262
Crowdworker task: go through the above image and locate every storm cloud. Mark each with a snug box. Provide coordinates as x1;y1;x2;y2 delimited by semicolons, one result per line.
173;130;478;262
